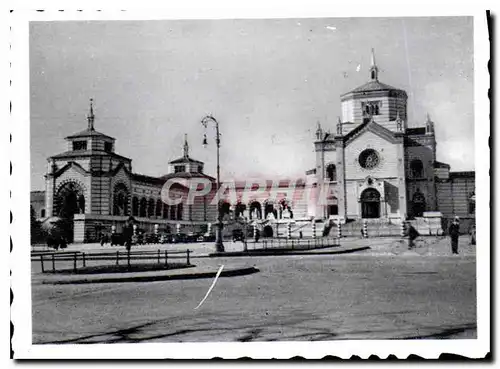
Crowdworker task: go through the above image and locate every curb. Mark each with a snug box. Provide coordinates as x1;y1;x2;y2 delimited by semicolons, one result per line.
208;246;371;258
41;266;260;285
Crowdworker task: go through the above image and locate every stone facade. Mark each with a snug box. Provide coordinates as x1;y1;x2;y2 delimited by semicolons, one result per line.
312;50;475;226
31;51;475;241
37;100;217;242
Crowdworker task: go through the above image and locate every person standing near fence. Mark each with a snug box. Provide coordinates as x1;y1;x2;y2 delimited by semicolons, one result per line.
124;216;135;252
448;216;460;255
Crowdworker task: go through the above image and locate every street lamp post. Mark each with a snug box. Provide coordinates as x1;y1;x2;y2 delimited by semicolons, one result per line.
201;115;225;252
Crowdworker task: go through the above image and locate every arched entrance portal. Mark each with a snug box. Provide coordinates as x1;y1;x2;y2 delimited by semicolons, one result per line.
263;225;274;238
411;190;426;217
234;202;247;219
360;188;381;219
55;181;86;243
249;202;262;220
264;201;277;220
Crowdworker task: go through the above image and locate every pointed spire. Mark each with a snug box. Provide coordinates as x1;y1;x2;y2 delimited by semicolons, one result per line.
369;48;379;81
396;111;403;132
87;98;95;131
336;117;343;135
315;121;323;140
370;48;376;67
183;133;189;158
425;112;434;134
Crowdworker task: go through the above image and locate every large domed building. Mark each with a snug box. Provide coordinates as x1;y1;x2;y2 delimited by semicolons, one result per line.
310;50;475;227
31;50;475;242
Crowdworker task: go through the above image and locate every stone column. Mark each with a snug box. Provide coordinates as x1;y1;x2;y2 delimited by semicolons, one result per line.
395;135;407;218
335;138;347;220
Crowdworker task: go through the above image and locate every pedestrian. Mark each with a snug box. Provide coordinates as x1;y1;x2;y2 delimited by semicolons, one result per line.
469;224;476;245
299;231;303;239
407;222;419;250
448;216;460;254
123;216;135;252
254;228;260;243
100;232;107;246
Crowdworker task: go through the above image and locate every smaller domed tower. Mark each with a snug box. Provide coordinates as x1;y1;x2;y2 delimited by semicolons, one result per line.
340;49;408;133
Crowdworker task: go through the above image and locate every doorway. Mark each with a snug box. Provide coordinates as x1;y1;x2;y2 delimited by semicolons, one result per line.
360;188;381;219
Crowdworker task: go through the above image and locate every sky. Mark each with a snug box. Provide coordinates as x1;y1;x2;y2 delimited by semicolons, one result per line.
30;17;474;190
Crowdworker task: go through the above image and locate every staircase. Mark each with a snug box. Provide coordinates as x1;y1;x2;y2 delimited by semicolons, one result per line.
342;219;401;237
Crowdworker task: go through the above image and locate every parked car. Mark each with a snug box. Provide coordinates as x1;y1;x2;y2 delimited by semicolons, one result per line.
185;232;203;243
159;233;172;244
173;233;188;243
232;229;245;242
144;233;159;244
202;233;216;242
110;233;126;246
132;233;144;245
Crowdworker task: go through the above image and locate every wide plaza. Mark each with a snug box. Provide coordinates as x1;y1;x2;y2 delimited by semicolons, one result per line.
31;237;476;343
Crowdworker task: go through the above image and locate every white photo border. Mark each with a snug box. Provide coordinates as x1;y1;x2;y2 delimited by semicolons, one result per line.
8;2;491;360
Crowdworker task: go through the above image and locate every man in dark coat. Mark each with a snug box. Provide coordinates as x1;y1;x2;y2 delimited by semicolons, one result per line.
123;216;135;252
449;216;460;254
407;222;419;250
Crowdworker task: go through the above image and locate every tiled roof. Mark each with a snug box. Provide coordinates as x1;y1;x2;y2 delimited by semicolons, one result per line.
50;149;131;162
131;173;168;186
343;80;405;95
169;156;204;165
159;172;215;181
65;128;115;140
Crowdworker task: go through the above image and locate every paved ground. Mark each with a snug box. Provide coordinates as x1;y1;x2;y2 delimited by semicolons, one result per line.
31;236;476;343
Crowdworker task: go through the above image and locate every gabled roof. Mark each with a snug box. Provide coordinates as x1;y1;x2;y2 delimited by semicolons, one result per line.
50;149;131;162
343;119;401;145
65;128;115;141
342;80;407;97
169;156;204;165
160;172;215;181
349;80;400;93
131;173;168;186
52;161;89;177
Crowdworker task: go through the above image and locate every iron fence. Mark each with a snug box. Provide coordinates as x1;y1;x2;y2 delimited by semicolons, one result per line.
31;249;192;273
256;237;340;251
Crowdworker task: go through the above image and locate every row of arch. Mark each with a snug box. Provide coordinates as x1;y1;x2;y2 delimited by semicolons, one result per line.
112;183;185;220
219;199;294;221
130;197;184;220
357;187;428;218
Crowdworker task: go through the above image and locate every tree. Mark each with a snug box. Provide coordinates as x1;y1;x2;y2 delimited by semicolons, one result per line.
30;206;44;244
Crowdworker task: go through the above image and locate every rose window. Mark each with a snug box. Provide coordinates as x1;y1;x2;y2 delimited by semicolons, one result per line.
359;149;380;169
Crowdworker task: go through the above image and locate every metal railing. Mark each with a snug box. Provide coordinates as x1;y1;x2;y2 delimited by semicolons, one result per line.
342;221;401;237
257;237;340;251
31;249;192;273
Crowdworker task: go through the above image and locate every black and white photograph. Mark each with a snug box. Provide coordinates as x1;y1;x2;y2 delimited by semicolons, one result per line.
8;4;490;360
